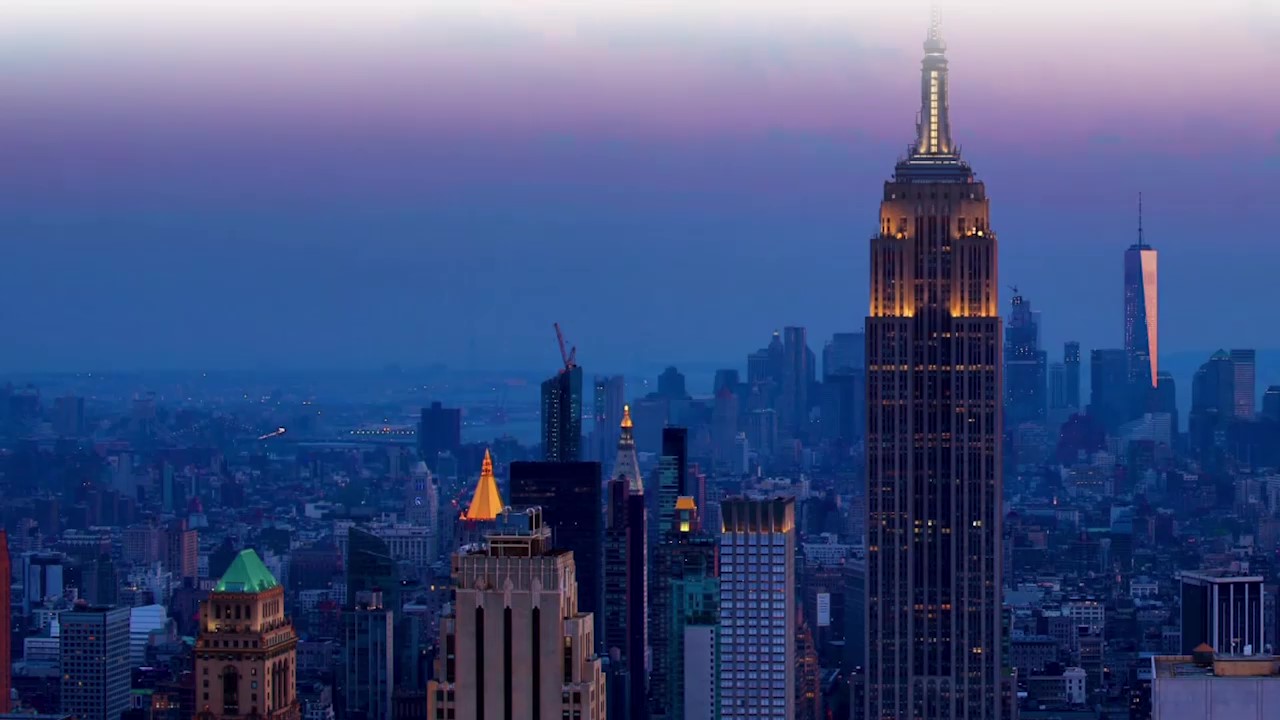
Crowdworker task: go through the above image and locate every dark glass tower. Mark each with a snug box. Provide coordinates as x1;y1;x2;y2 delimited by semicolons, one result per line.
1063;341;1082;410
1004;293;1047;429
1089;349;1131;433
509;460;603;647
865;10;1003;719
542;366;583;463
346;528;399;610
418;402;461;472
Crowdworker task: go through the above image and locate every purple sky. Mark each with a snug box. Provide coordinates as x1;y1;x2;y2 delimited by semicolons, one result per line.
1;0;1277;378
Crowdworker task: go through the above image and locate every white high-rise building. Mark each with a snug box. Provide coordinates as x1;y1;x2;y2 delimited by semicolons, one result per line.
718;497;795;720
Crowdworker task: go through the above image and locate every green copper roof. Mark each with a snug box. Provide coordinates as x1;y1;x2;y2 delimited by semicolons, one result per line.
214;549;279;593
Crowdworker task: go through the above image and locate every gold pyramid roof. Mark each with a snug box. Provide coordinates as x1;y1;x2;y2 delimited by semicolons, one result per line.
464;449;504;522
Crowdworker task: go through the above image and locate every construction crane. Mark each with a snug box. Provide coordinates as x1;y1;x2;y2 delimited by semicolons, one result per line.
554;323;577;373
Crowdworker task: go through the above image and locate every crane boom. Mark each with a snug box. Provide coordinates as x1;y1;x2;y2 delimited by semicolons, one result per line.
554;323;577;372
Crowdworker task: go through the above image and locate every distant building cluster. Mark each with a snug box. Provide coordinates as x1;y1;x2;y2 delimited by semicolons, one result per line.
0;9;1274;720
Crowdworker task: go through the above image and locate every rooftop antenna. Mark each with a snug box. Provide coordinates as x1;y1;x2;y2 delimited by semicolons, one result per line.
1137;192;1145;248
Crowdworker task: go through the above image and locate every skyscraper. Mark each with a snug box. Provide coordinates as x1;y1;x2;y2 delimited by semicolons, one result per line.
1005;292;1047;429
1090;349;1131;434
1048;362;1067;411
60;602;131;720
780;326;810;438
823;332;865;379
1179;572;1265;655
340;591;394;720
346;528;399;610
864;11;1003;719
1189;350;1235;461
1124;195;1158;390
650;497;718;720
195;550;300;720
592;375;626;462
719;497;795;720
603;407;648;720
1064;341;1082;410
1230;349;1257;419
418;402;461;472
656;427;689;546
0;531;10;715
542;366;583;463
427;508;606;720
1263;386;1280;423
509;461;603;648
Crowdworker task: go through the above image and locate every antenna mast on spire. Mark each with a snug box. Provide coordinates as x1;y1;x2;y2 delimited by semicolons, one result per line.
1138;192;1145;248
929;1;942;43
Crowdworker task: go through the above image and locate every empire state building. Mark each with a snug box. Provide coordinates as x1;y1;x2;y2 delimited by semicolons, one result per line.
864;10;1003;720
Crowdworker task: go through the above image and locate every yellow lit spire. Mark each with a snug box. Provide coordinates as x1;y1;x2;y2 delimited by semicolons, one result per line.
463;449;503;522
621;404;633;429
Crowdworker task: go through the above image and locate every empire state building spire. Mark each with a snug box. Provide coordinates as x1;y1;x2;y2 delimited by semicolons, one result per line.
915;3;954;156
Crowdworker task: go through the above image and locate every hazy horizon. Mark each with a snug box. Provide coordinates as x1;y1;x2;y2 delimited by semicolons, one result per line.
3;0;1277;373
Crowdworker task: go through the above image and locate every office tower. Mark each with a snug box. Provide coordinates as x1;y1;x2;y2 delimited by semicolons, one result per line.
592;375;626;463
650;497;718;720
1263;386;1280;423
61;602;131;720
542;366;583;463
427;508;606;720
1089;349;1131;433
0;532;9;714
747;409;779;459
1048;362;1067;410
53;395;86;437
509;461;603;647
823;332;865;379
418;402;461;471
1005;292;1047;428
24;551;65;615
1231;349;1257;419
713;369;740;395
746;349;771;387
864;11;1003;720
462;449;504;523
1155;372;1179;434
195;550;300;720
341;591;393;720
780;326;810;437
657;428;689;541
658;367;688;400
129;604;166;666
711;388;740;467
1063;341;1082;410
1189;351;1235;459
719;497;795;720
604;407;647;720
1124;195;1158;390
346;528;399;609
165;519;198;582
1179;572;1265;655
822;371;866;447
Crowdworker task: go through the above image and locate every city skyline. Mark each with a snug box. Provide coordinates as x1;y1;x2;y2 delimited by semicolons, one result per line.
1;0;1278;372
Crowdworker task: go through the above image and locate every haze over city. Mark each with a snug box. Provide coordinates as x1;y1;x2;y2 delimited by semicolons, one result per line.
2;0;1276;376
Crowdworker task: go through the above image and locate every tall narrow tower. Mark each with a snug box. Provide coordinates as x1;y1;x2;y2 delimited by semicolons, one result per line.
603;406;648;720
865;8;1003;719
1124;194;1158;390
